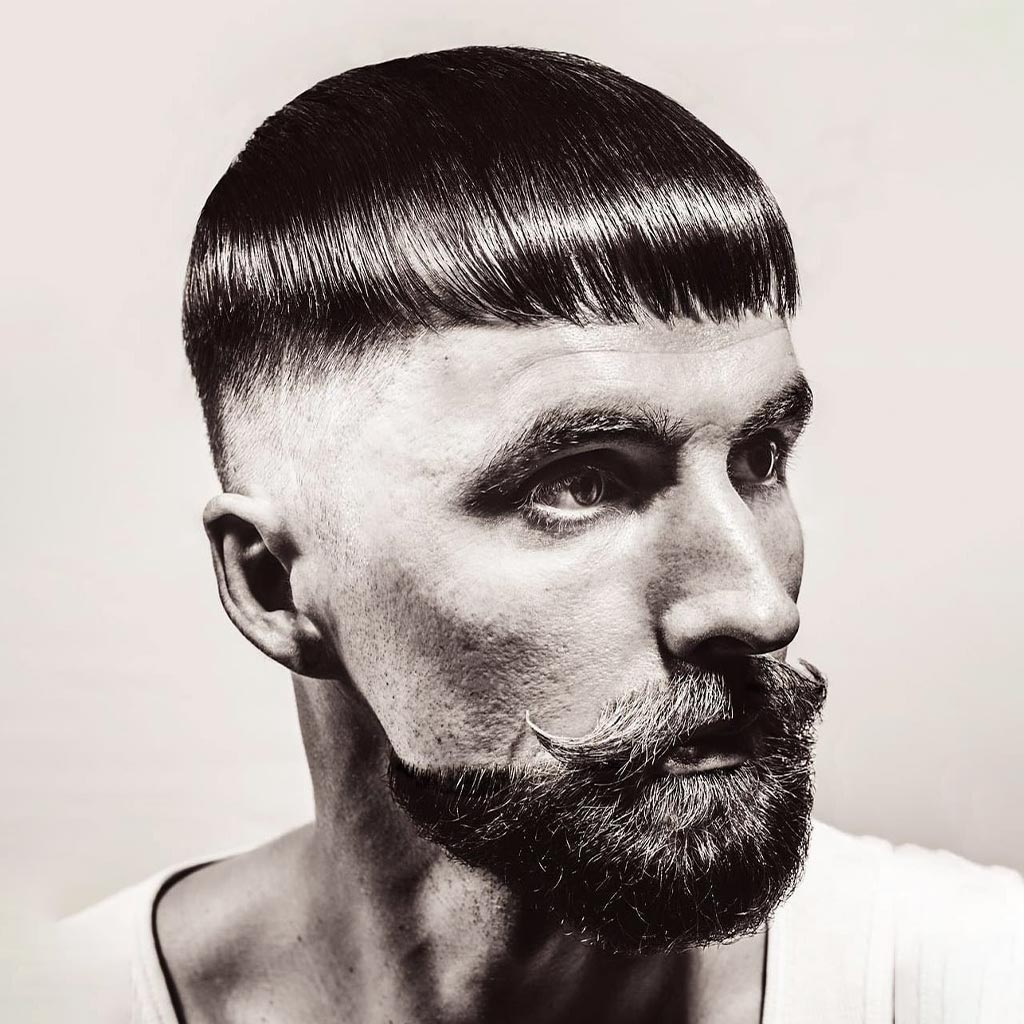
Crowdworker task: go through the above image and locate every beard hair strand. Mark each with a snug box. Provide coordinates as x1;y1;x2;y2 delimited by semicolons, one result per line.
389;657;827;954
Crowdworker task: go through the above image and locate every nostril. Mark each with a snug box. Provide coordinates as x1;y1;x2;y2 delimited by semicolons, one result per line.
688;635;764;665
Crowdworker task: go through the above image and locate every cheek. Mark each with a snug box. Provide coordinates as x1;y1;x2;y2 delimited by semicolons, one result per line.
330;524;659;768
313;483;805;768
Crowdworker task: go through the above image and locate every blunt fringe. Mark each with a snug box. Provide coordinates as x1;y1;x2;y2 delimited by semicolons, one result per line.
183;46;800;468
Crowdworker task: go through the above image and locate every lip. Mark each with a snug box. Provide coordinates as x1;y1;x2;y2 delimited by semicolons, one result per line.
658;712;757;776
659;748;749;776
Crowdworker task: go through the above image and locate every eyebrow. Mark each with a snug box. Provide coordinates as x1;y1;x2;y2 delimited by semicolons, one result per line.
734;371;814;442
462;371;814;513
463;405;690;512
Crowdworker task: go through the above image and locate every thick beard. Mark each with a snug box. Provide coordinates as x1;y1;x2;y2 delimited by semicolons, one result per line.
388;657;827;954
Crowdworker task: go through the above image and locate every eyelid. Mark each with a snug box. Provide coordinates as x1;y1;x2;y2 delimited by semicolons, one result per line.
521;470;633;536
517;446;671;534
465;440;632;514
520;500;619;534
523;438;657;478
526;460;631;509
732;424;799;457
520;443;673;500
763;419;805;448
526;446;632;482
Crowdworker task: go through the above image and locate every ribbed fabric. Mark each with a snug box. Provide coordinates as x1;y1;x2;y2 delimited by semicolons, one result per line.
763;823;897;1022
765;822;1024;1023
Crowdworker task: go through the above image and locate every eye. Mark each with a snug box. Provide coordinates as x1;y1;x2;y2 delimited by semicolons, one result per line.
730;435;782;485
529;465;627;512
513;446;672;534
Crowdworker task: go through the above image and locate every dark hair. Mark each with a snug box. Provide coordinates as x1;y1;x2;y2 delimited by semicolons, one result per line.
183;45;799;474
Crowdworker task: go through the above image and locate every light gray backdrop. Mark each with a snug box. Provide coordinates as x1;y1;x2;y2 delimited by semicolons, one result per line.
3;0;1021;940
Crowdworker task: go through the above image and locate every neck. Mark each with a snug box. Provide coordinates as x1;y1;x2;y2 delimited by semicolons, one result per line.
156;677;766;1024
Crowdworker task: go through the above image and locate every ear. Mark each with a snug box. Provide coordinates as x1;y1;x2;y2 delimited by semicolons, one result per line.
203;493;342;679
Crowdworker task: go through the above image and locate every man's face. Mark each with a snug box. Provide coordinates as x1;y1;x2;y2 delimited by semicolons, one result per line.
284;312;824;950
296;313;808;768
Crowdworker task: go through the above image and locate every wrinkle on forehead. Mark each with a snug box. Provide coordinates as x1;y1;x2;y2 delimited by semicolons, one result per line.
407;314;791;393
507;312;789;361
480;322;794;432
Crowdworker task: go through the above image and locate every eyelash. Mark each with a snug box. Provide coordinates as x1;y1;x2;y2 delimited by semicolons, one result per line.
516;454;651;534
520;502;623;535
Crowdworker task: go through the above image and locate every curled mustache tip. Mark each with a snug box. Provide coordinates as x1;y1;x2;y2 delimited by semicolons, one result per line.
524;709;557;746
524;710;584;758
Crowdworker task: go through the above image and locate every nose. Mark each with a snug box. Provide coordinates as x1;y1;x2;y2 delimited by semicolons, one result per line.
653;474;801;663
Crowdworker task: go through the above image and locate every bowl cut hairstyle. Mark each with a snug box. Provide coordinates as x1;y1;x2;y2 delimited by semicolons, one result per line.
182;45;800;477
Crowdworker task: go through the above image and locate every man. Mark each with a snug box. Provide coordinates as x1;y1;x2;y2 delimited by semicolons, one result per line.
58;46;1023;1022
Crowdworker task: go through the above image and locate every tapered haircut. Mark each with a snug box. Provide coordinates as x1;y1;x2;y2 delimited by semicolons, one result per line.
182;45;800;478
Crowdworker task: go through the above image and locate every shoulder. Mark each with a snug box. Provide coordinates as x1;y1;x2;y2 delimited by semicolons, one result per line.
42;833;301;1024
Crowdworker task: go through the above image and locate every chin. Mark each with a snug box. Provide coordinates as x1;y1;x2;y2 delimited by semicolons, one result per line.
389;751;817;953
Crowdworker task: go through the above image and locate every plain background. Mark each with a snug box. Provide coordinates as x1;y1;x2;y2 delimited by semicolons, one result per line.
2;0;1022;944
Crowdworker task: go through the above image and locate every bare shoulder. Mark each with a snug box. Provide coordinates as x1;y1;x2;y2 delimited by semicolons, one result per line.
50;861;194;1023
155;824;362;1024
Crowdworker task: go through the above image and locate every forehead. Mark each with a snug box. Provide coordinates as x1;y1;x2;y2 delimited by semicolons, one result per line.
352;314;799;437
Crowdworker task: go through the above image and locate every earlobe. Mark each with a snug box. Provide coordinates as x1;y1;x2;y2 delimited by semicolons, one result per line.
203;493;340;678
